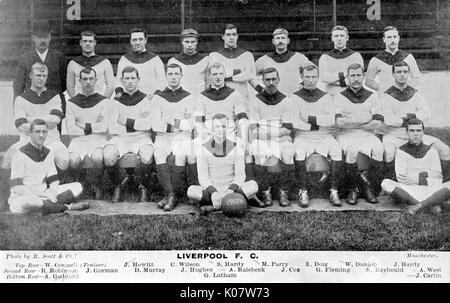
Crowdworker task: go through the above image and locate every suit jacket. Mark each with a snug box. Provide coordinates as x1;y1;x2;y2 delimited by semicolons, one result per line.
13;48;67;100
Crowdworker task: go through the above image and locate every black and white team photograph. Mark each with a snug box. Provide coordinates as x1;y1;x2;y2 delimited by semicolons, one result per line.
0;0;449;286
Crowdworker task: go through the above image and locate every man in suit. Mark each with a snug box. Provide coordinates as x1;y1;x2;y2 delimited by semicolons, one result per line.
13;19;67;104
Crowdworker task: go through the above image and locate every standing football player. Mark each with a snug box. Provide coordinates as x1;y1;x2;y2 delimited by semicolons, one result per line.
116;28;165;96
167;29;209;96
208;24;256;106
318;25;364;96
251;27;313;95
66;31;114;98
365;26;421;94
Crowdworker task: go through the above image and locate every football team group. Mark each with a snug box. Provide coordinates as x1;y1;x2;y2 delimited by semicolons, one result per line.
3;19;450;216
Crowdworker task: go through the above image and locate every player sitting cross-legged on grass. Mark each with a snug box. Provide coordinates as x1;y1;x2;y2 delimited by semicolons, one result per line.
65;67;109;200
187;113;258;215
103;66;153;203
249;67;296;207
290;64;343;207
8;119;88;214
151;63;198;211
334;63;384;205
381;118;450;215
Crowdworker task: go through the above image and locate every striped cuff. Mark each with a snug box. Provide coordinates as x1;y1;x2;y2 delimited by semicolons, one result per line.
46;174;59;185
338;72;346;87
126;118;135;133
84;123;92;135
196;115;206;123
9;178;23;187
372;114;384;122
282;123;293;130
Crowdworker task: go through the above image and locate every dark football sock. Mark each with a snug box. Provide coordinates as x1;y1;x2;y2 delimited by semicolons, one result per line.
156;163;174;195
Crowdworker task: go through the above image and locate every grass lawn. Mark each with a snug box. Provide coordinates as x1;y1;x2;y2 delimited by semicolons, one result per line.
1;209;449;251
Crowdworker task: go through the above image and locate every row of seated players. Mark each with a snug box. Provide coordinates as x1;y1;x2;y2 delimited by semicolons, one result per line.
3;59;450;214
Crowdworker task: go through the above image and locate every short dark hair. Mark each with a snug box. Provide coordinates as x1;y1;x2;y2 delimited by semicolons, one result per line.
80;31;96;40
166;63;183;74
303;64;319;73
331;25;348;35
130;28;147;38
383;26;399;37
406;118;424;130
30;119;47;131
392;61;410;73
121;66;140;78
212;113;227;121
347;63;364;75
79;67;97;79
223;24;237;33
262;67;279;79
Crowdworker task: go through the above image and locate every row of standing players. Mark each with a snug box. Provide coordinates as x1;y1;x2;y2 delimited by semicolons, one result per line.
6;21;450;215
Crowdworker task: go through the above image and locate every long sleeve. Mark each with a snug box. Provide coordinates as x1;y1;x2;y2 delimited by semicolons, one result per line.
427;149;443;186
233;91;248;119
91;103;109;133
107;100;121;135
197;152;213;189
414;92;431;122
318;55;339;84
365;57;380;91
232;52;256;83
154;57;166;91
66;60;77;98
231;147;245;187
46;151;59;187
381;95;403;127
115;56;126;91
9;153;25;188
65;104;85;136
13;96;28;129
293;101;312;130
395;150;409;183
149;96;166;133
103;60;115;98
314;95;335;127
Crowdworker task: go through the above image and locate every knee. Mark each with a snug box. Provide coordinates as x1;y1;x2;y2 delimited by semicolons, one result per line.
381;179;396;193
187;155;197;165
294;147;307;161
383;143;396;162
138;145;154;165
54;149;69;170
187;186;202;201
153;148;167;165
329;144;342;161
174;155;186;167
103;145;119;167
281;147;295;164
242;180;258;198
71;182;83;197
91;148;104;167
345;146;359;162
69;153;82;169
432;142;450;160
371;144;384;161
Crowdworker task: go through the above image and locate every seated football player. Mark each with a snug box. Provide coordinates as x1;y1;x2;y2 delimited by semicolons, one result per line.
8;119;88;214
103;66;153;202
151;63;197;211
187;114;258;214
65;67;109;200
334;63;384;205
3;62;69;174
382;61;450;182
249;67;296;207
290;65;343;207
381;118;450;215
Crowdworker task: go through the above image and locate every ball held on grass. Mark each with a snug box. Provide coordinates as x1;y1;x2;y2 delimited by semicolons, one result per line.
221;193;247;217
